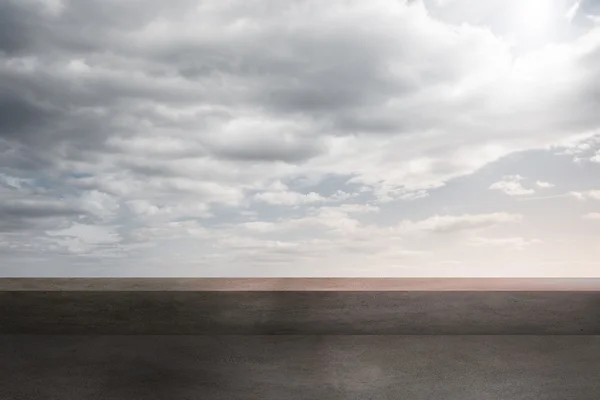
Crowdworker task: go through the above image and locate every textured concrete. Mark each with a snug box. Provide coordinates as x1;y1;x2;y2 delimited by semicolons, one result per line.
2;291;600;334
3;280;599;397
3;278;600;291
2;335;600;400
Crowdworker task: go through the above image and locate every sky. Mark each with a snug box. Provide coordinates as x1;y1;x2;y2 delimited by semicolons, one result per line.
1;0;600;277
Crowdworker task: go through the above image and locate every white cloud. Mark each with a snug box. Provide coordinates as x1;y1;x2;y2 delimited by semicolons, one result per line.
239;221;278;233
536;180;555;188
335;204;380;214
399;190;430;201
468;236;543;250
330;190;357;201
489;175;535;196
254;191;327;206
398;213;523;234
557;139;594;156
566;0;581;23
253;188;358;206
233;203;380;238
45;222;122;255
47;223;120;245
126;199;212;220
77;190;120;220
583;212;600;220
570;190;600;200
128;220;208;242
588;15;600;25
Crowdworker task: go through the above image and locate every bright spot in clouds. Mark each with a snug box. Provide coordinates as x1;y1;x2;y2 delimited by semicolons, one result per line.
513;0;555;39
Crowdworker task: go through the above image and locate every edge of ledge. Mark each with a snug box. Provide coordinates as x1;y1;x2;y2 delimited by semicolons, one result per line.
1;278;600;291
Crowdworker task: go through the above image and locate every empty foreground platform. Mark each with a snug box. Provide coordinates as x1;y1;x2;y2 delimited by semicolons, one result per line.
1;279;600;399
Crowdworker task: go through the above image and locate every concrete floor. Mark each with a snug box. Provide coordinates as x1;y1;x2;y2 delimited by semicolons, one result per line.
2;291;600;334
2;335;600;400
3;281;598;398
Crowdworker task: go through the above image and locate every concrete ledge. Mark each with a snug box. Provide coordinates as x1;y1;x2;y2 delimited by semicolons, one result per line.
2;279;599;334
4;280;599;399
3;277;600;291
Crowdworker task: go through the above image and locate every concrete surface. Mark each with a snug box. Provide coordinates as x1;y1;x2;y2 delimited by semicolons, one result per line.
3;278;600;291
2;291;599;334
3;280;599;398
2;335;599;400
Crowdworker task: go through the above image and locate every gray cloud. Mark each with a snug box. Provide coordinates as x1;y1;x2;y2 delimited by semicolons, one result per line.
0;2;34;55
0;93;60;140
207;130;325;163
0;185;83;233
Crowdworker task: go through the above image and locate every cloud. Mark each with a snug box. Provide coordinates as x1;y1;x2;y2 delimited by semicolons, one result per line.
536;180;555;188
570;190;600;200
489;175;535;196
125;199;211;220
398;212;523;234
0;173;117;233
127;220;208;242
276;204;381;235
372;185;430;203
239;221;279;233
583;212;600;220
468;236;543;249
3;0;600;199
1;0;600;276
77;190;120;220
45;222;122;254
203;118;326;163
566;0;581;24
253;183;356;206
254;191;327;206
230;203;381;242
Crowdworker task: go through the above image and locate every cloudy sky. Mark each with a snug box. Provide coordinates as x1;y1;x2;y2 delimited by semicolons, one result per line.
2;0;600;277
